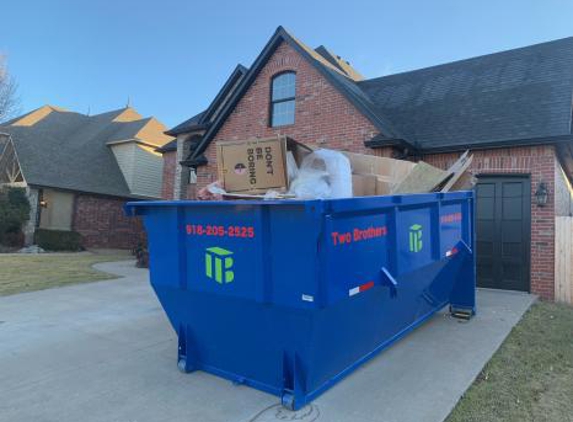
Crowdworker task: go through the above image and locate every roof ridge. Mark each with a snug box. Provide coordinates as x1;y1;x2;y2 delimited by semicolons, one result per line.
361;35;573;84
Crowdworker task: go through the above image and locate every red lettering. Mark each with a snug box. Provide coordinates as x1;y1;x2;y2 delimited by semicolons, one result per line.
332;226;387;246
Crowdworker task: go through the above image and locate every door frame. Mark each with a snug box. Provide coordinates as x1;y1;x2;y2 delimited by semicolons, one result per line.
475;174;532;293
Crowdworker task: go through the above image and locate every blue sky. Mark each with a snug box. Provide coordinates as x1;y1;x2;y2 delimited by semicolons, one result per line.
1;0;573;128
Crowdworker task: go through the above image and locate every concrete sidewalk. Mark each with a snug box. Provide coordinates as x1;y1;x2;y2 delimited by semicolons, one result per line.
0;261;535;422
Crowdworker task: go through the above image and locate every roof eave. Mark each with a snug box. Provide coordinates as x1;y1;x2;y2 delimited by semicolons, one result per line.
413;134;573;154
156;144;177;153
180;154;208;168
164;122;210;137
364;136;419;153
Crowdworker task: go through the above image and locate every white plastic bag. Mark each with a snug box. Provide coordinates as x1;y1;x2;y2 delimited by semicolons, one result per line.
293;149;352;199
287;149;352;199
286;151;299;182
288;168;331;199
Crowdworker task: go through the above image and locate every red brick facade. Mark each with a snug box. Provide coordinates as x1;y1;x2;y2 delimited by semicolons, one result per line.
72;193;145;249
161;150;177;200
425;146;557;300
195;41;381;189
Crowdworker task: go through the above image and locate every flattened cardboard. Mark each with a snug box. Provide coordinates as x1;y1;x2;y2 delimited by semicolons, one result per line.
440;152;474;192
392;162;448;194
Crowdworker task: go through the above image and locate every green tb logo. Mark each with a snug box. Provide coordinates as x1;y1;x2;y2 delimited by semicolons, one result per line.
205;247;234;284
409;224;423;253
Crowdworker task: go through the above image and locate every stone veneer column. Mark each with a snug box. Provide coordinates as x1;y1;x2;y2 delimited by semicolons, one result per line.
174;134;187;199
23;187;39;246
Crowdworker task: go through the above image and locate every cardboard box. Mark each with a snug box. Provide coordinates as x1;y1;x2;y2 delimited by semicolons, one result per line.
375;176;393;195
217;136;313;194
217;137;289;193
352;174;377;197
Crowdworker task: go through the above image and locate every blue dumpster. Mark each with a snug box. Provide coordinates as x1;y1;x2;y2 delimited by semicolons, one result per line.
126;191;475;410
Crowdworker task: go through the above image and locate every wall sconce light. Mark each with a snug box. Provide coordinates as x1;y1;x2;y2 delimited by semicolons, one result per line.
535;182;548;207
39;199;48;208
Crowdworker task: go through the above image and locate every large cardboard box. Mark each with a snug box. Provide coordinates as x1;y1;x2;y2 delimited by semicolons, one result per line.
352;174;377;197
344;151;416;196
217;136;314;194
217;137;288;193
343;152;415;180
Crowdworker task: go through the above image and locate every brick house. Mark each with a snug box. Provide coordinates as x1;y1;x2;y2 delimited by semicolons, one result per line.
0;105;172;248
161;27;573;300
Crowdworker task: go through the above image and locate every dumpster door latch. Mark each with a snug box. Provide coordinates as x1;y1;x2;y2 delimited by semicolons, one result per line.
380;267;398;298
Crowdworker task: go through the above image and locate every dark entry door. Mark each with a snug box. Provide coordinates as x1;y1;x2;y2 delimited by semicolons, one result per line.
476;176;531;292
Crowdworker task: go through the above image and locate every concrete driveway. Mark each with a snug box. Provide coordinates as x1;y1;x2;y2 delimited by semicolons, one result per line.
0;260;535;422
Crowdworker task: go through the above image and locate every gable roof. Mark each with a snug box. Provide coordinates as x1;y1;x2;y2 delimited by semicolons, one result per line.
359;36;573;152
187;26;407;163
180;28;573;165
165;64;249;138
0;106;171;198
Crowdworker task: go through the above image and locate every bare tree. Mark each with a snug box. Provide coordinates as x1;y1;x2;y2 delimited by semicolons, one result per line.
0;55;20;123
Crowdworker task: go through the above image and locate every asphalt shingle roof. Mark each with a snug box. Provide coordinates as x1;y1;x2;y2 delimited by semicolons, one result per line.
358;36;573;150
1;106;168;198
165;111;206;137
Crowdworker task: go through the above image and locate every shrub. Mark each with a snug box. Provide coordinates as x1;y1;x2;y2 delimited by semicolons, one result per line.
35;229;83;251
134;242;149;268
0;187;30;246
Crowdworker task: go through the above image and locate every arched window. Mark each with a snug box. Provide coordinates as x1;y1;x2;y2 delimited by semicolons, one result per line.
270;72;296;127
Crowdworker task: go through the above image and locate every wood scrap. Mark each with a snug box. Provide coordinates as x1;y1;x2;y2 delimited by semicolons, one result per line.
222;192;296;200
392;162;449;194
439;151;474;192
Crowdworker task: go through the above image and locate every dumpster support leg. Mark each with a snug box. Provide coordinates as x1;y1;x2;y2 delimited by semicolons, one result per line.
449;241;476;319
177;324;196;373
281;352;306;410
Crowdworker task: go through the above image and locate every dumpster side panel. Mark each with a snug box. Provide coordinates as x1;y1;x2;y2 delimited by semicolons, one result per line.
397;205;435;273
180;204;265;301
155;288;314;393
145;207;182;290
306;259;452;397
323;211;391;306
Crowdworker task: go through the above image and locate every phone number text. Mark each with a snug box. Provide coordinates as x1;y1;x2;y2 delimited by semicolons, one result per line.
185;224;255;238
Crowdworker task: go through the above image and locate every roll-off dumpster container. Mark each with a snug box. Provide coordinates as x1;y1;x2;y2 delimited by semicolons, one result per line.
126;191;475;410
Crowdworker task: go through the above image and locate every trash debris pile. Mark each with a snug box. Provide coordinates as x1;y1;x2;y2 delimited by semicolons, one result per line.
198;135;475;200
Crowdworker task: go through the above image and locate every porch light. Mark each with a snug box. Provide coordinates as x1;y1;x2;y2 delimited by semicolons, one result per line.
534;182;548;207
39;199;48;208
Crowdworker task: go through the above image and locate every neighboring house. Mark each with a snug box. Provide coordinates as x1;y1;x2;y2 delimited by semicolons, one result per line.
161;26;573;301
0;105;172;248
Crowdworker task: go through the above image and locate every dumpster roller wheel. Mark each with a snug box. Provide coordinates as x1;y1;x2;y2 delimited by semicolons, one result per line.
450;306;474;320
281;392;295;410
177;358;192;373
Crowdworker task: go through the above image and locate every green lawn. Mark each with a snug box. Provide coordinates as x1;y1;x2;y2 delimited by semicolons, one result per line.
447;301;573;422
0;251;132;296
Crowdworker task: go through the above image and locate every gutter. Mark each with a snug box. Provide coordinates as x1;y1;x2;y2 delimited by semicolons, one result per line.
367;134;573;155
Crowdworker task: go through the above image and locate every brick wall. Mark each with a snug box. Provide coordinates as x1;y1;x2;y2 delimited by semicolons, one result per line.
161;151;176;199
72;193;145;249
425;145;557;300
196;41;381;188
